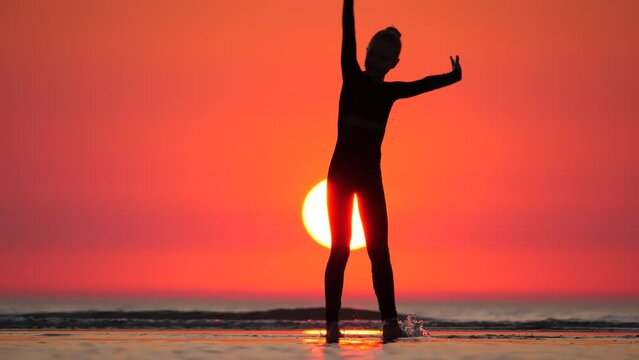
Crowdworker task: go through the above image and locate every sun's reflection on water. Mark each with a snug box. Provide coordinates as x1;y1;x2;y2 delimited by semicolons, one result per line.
302;329;381;337
303;328;383;358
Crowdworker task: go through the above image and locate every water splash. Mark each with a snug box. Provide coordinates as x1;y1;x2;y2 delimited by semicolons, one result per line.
399;314;430;337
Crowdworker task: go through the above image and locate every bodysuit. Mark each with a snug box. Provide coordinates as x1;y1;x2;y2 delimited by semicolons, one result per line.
325;0;462;323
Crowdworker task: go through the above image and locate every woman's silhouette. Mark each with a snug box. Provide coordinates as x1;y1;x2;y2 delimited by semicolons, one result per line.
325;0;462;342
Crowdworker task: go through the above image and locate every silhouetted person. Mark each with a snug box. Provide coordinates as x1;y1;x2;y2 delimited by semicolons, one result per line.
325;0;462;343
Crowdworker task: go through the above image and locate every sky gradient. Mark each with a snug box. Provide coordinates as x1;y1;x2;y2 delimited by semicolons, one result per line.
1;0;638;300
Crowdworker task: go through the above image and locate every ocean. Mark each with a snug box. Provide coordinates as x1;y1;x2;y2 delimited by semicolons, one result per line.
1;297;637;331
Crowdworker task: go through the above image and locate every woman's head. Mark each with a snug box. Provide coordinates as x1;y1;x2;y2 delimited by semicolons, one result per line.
365;27;401;76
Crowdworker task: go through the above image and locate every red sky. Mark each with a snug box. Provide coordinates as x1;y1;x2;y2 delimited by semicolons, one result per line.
1;0;637;301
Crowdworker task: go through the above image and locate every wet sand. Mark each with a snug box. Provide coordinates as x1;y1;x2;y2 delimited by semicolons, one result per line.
1;329;637;359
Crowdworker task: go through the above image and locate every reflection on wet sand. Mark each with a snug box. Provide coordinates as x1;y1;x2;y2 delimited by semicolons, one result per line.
303;328;385;359
1;329;637;360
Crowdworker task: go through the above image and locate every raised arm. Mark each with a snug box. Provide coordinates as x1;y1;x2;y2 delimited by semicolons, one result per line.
341;0;360;78
389;56;462;99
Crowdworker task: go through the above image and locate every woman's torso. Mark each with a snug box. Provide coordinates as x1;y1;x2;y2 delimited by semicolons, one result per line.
331;71;397;167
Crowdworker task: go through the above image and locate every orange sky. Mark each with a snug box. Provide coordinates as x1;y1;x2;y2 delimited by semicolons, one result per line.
1;0;638;301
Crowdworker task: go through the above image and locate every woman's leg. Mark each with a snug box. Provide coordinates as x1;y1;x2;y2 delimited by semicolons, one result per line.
356;172;398;321
324;175;354;323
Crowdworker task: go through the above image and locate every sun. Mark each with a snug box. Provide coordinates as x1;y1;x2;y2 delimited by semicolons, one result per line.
302;179;366;250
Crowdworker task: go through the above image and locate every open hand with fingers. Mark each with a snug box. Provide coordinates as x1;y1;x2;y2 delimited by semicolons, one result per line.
450;55;462;80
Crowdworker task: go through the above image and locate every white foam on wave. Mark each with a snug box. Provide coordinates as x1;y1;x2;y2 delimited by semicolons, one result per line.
399;314;430;337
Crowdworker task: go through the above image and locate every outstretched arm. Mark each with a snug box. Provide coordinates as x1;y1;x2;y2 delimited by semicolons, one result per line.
341;0;360;79
389;55;462;99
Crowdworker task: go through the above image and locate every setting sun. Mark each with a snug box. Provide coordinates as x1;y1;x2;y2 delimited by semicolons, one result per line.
302;179;366;250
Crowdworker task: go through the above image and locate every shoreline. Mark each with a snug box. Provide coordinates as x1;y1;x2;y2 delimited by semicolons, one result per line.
2;328;639;336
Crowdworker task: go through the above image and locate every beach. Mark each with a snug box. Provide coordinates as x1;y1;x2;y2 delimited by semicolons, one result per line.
1;299;638;359
1;329;638;359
